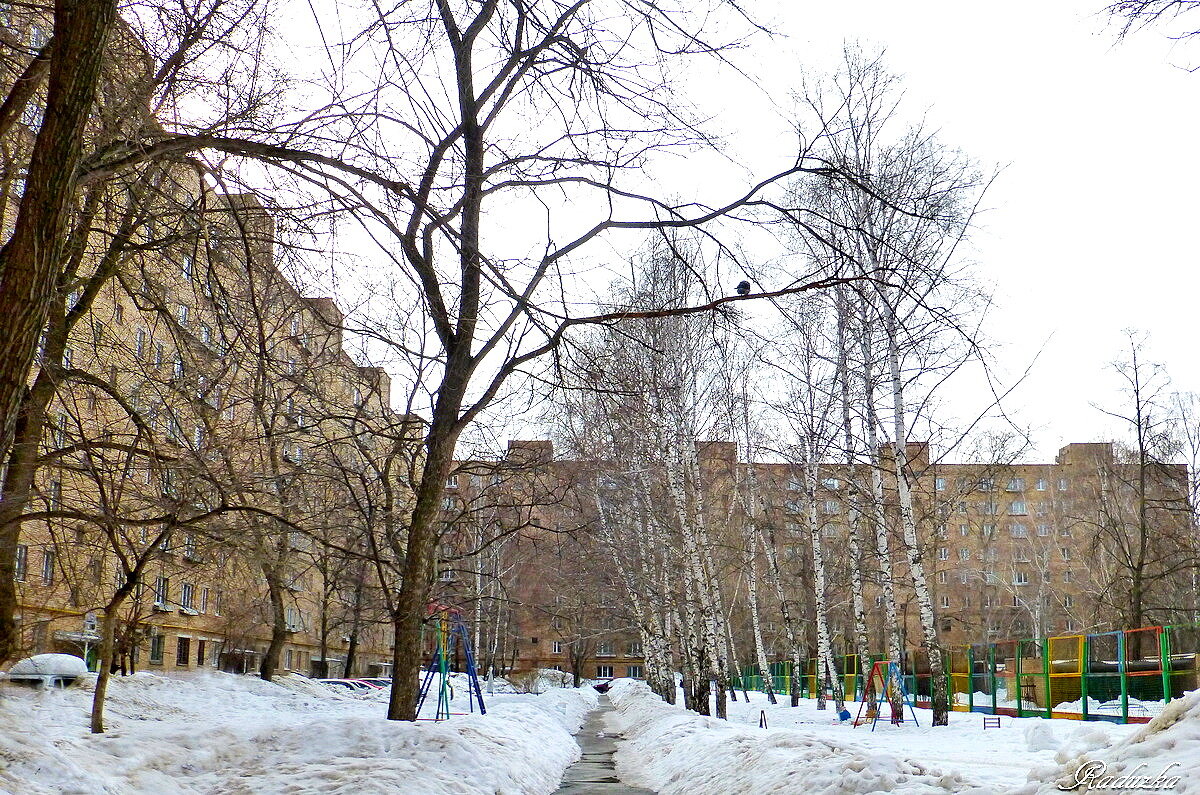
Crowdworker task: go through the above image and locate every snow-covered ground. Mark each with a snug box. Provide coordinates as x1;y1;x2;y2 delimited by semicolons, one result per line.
0;670;596;794
606;680;1196;794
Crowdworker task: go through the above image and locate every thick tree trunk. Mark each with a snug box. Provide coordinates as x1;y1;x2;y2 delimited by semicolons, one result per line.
388;412;462;720
0;0;120;665
260;566;287;681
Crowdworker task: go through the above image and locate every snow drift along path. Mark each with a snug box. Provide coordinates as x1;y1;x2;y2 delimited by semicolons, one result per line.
607;680;992;794
0;671;597;794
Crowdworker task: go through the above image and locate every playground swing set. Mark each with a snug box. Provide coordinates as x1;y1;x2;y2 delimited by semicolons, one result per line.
852;659;921;731
415;604;487;721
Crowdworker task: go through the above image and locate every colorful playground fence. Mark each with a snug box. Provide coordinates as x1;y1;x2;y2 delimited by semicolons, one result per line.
731;621;1200;724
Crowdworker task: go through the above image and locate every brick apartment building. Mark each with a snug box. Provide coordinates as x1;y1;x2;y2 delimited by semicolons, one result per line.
439;438;1193;679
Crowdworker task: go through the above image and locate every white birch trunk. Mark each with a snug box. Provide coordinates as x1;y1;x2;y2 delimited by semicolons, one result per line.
859;296;904;717
884;300;949;726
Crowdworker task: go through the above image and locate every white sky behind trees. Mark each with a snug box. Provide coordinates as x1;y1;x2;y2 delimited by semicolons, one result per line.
279;0;1198;461
692;0;1200;460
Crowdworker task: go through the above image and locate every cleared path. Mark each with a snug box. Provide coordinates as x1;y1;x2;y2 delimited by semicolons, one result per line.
555;694;655;794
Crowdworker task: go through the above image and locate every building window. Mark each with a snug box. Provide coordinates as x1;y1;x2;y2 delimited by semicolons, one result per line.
822;499;840;515
935;477;946;491
150;633;165;664
1011;523;1027;537
1012;594;1021;607
446;474;459;488
200;587;209;613
627;665;643;679
596;665;614;678
597;641;614;656
197;640;206;667
959;571;969;584
1060;547;1072;560
822;477;839;490
627;641;642;656
177;636;191;666
937;547;949;560
958;548;970;561
181;582;195;610
441;497;456;511
552;641;563;654
41;550;55;584
1066;619;1076;632
1035;478;1047;491
1006;478;1025;492
959;524;969;536
182;255;194;280
213;590;223;616
1064;595;1074;608
938;571;947;584
982;523;996;535
1036;524;1051;537
154;576;169;605
940;595;950;608
1014;571;1029;585
177;304;189;326
1063;570;1073;583
1057;478;1068;491
981;502;999;515
15;545;27;581
979;478;995;492
1009;501;1027;515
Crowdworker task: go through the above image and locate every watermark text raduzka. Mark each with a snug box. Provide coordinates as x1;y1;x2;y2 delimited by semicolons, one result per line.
1057;761;1182;791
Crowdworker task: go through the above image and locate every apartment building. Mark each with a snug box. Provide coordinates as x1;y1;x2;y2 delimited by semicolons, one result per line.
441;439;1192;678
6;182;410;677
436;440;647;681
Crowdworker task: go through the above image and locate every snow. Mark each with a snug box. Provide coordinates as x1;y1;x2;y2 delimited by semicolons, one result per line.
0;669;597;794
609;680;996;794
7;654;90;678
1017;689;1200;794
606;681;1171;794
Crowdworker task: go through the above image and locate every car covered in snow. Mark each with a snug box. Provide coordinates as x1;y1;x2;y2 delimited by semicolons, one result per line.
3;653;89;688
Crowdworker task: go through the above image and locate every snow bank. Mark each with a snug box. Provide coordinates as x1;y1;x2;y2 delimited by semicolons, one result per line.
608;680;993;794
0;670;596;794
1017;689;1200;794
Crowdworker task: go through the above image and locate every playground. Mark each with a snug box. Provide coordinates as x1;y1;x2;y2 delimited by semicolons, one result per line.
732;622;1200;725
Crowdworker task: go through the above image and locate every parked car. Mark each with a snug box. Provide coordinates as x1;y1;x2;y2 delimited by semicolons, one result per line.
315;678;373;692
348;679;386;690
356;678;392;688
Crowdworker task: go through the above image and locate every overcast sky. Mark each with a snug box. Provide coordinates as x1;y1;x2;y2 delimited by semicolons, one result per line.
692;0;1200;460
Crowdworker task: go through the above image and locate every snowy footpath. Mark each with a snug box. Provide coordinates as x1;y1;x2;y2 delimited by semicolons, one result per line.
554;694;655;794
607;680;1200;794
0;671;597;794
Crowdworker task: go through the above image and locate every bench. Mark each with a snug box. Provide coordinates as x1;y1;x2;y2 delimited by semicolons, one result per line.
982;715;1002;729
